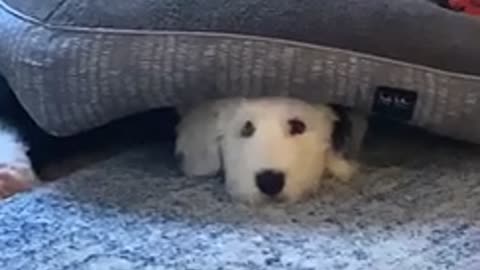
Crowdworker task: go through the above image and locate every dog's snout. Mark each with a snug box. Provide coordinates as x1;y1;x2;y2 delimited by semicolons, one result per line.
255;170;285;196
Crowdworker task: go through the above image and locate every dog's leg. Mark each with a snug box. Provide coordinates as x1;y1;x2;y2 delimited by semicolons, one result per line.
0;126;38;198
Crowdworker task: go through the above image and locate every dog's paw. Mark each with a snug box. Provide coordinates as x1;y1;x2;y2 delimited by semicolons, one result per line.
0;163;37;199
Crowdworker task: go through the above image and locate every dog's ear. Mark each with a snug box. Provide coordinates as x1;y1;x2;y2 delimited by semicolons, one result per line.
175;99;243;177
175;101;223;177
327;104;368;160
324;104;368;181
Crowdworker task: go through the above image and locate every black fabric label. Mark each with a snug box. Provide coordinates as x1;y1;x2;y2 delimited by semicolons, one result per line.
372;86;418;122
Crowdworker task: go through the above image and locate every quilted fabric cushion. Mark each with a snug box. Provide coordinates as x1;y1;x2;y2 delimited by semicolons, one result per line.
1;0;480;143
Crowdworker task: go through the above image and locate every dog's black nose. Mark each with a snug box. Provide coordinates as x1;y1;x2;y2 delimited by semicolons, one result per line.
255;170;285;196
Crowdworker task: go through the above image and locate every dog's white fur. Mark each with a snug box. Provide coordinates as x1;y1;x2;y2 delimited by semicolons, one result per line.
0;96;364;202
176;97;363;204
0;126;37;198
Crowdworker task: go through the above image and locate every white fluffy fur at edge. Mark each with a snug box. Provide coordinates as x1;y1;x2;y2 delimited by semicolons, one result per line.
0;126;30;166
0;125;38;197
175;97;360;205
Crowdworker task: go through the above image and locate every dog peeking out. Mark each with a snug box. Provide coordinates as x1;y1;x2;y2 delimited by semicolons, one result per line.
175;97;368;205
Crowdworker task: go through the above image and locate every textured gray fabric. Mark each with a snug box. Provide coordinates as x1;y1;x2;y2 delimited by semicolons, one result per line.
4;0;480;75
1;0;480;144
1;129;480;270
2;0;64;21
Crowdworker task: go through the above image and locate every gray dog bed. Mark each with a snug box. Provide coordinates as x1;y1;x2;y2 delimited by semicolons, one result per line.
1;0;480;144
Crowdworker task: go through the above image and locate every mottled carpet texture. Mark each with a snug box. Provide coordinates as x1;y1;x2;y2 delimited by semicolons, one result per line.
1;124;480;270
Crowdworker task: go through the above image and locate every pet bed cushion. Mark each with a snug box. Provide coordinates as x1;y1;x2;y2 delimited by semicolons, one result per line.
1;0;480;143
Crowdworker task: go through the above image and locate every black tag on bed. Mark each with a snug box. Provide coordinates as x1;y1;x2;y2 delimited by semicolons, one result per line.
372;86;418;122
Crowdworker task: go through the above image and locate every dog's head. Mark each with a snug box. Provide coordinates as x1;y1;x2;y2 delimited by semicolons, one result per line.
176;97;366;205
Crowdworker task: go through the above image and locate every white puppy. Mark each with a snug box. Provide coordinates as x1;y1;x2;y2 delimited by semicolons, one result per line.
176;97;367;204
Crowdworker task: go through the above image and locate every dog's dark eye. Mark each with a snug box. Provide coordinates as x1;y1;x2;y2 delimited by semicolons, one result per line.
288;118;306;136
240;121;255;138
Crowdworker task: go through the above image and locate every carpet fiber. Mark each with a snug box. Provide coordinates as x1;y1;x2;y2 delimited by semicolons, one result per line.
1;126;480;270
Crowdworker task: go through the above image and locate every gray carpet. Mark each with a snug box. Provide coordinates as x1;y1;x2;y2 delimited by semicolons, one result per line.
1;125;480;270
